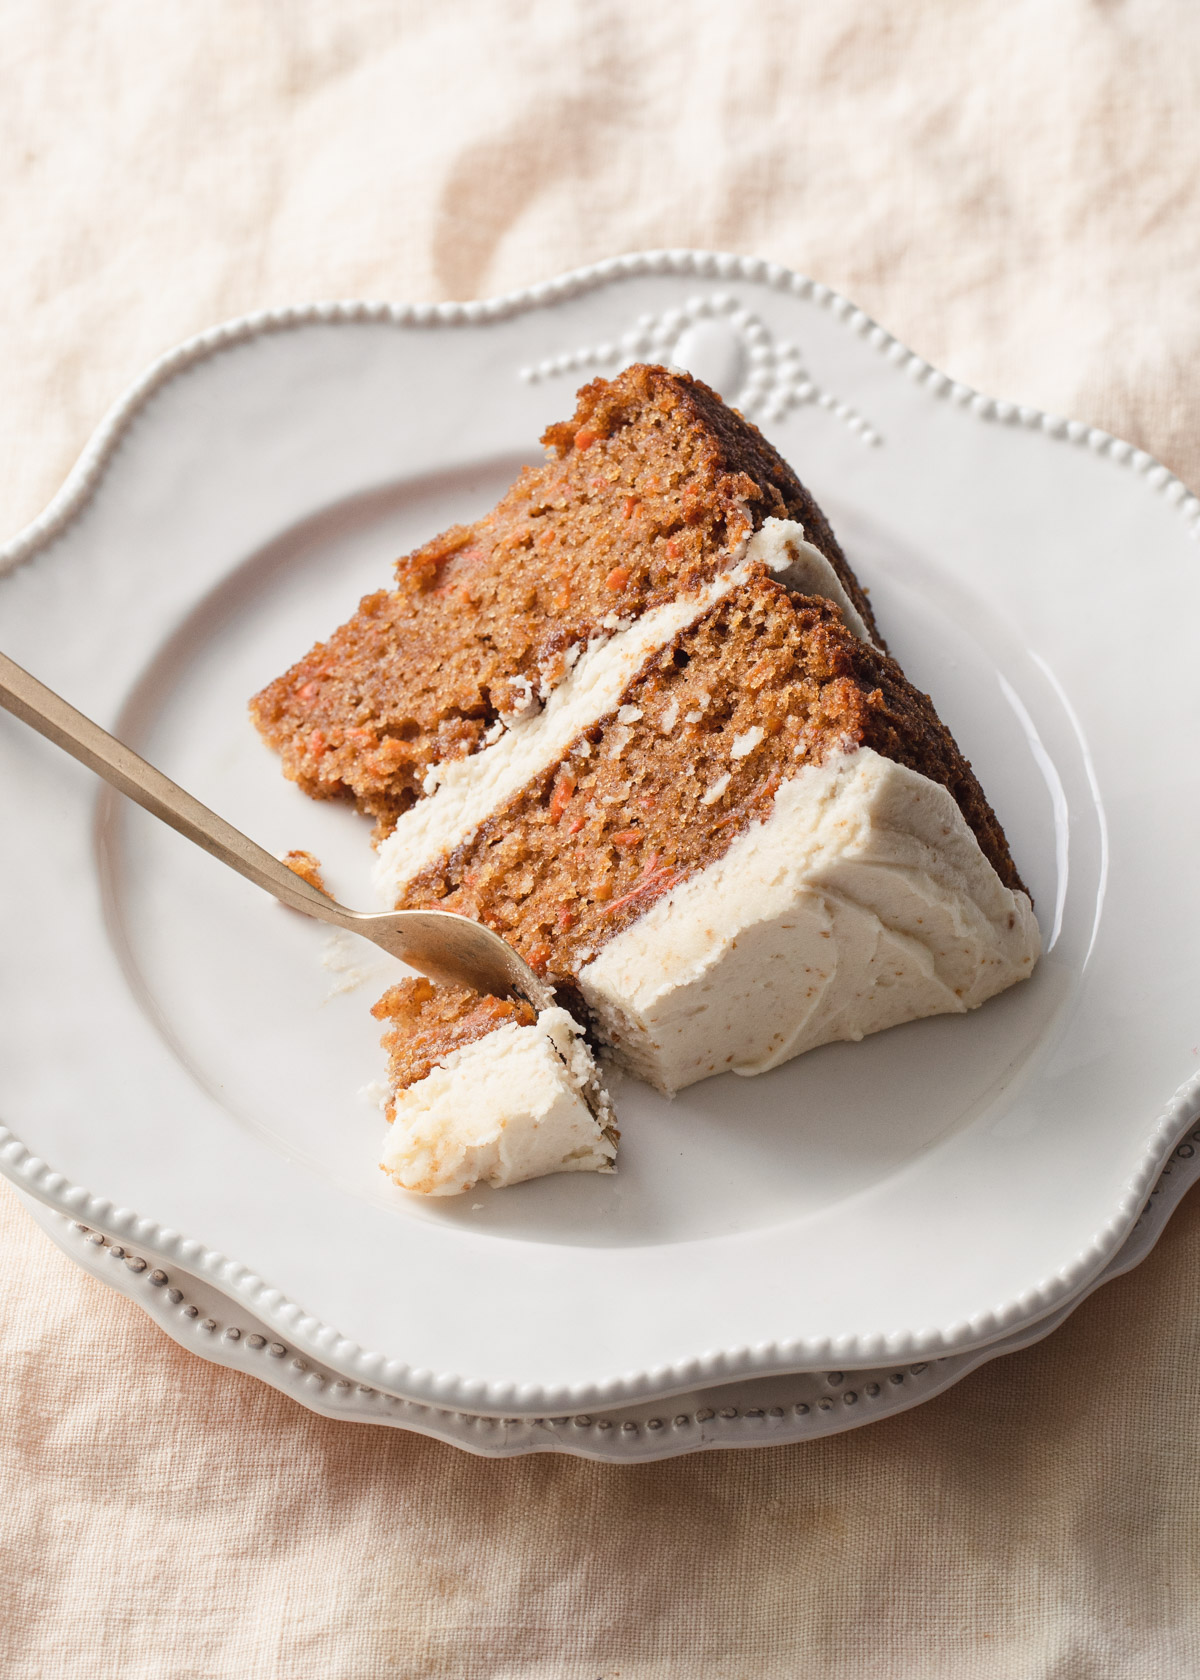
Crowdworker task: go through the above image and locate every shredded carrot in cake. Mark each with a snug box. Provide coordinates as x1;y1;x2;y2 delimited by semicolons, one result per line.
249;365;874;836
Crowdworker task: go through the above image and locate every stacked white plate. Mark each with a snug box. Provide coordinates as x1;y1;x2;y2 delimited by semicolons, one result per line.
3;254;1198;1461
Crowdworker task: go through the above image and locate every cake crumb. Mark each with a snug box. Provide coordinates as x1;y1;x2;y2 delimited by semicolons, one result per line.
282;849;331;896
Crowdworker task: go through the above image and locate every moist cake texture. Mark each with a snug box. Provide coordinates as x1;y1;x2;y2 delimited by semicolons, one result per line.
254;364;1039;1159
372;977;537;1100
377;571;1026;981
373;979;617;1196
250;365;880;833
373;563;1040;1093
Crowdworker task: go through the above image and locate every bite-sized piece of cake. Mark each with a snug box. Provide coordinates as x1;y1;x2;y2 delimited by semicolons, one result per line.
374;571;1040;1093
371;978;617;1196
250;365;879;833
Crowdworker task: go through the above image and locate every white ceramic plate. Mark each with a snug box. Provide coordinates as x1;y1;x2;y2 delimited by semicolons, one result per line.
2;252;1198;1419
16;1124;1200;1460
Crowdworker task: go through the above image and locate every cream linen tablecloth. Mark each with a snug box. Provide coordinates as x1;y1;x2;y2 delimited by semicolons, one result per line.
4;4;1200;1674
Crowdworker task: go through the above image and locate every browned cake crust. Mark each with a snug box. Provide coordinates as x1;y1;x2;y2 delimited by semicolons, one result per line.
392;571;1026;986
250;365;878;832
371;977;536;1100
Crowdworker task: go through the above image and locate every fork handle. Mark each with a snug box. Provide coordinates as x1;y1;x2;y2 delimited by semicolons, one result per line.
0;650;353;929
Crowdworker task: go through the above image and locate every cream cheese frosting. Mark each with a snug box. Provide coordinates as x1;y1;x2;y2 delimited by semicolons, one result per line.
744;517;875;644
579;748;1040;1093
380;1007;616;1196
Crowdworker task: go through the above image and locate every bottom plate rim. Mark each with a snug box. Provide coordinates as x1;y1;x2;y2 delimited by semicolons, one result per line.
13;1120;1200;1463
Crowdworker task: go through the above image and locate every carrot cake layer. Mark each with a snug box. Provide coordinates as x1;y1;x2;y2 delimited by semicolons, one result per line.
374;571;1039;1093
372;978;617;1196
250;365;879;832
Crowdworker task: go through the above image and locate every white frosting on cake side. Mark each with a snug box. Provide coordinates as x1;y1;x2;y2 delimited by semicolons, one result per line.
745;517;875;643
373;566;749;903
380;1007;616;1196
578;748;1040;1094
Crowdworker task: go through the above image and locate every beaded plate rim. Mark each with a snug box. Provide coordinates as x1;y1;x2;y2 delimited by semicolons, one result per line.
1;249;1198;1416
16;1123;1200;1460
3;248;1197;584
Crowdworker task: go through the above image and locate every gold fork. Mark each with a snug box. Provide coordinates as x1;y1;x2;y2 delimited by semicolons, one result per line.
0;650;552;1009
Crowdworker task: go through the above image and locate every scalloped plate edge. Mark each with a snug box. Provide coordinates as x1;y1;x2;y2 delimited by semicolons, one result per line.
2;249;1199;1416
14;1120;1200;1461
4;250;1198;585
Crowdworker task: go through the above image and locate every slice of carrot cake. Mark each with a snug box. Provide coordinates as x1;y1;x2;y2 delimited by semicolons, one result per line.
373;569;1039;1094
251;364;1039;1185
372;979;616;1195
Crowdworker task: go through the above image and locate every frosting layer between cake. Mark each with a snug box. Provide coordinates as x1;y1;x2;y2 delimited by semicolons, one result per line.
579;749;1040;1093
380;1007;615;1196
373;561;751;905
372;518;859;907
